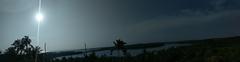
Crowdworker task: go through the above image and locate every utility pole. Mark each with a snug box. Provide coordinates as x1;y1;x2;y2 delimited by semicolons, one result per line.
84;42;87;56
43;42;47;62
44;42;46;53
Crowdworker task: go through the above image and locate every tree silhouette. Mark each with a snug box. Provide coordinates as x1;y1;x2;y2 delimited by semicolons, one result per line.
4;47;18;56
113;39;127;56
10;36;35;55
4;36;42;62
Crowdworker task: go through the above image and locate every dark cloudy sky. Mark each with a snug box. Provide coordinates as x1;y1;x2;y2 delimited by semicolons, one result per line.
0;0;240;51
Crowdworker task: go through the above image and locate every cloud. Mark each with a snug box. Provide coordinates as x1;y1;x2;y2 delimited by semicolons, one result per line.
126;0;240;35
127;10;240;35
211;0;227;10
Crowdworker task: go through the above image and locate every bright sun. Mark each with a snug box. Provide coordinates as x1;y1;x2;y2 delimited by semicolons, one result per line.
36;12;44;22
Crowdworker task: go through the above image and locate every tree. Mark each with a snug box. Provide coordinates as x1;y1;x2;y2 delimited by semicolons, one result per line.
10;36;35;55
4;36;42;62
113;39;127;56
4;47;18;56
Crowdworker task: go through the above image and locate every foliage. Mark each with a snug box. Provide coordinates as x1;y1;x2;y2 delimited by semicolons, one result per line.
2;36;240;62
2;36;42;62
113;39;128;56
51;36;240;62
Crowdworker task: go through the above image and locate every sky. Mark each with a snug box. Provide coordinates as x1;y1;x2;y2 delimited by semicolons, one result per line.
0;0;240;52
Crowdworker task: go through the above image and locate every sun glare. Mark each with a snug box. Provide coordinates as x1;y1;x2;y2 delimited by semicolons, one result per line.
36;12;44;22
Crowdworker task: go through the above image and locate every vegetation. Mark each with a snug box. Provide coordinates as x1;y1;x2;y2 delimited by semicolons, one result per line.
112;39;127;56
0;36;43;62
1;36;240;62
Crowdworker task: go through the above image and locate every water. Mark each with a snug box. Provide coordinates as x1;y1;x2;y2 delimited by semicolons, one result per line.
55;43;191;59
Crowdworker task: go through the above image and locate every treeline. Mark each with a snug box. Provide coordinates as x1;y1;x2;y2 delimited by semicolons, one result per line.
1;36;240;62
49;36;240;62
52;45;240;62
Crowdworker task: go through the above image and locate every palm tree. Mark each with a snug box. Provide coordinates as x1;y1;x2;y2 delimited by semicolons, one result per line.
113;39;127;56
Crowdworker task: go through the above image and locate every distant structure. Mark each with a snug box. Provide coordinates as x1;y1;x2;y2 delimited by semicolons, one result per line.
44;42;46;53
43;42;47;62
84;42;87;57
